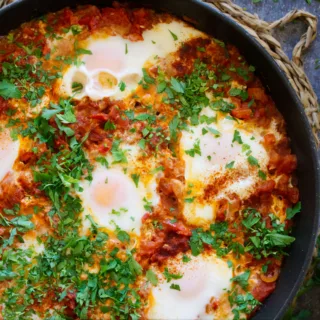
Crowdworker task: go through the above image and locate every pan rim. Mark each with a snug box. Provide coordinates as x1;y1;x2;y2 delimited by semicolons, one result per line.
0;1;319;319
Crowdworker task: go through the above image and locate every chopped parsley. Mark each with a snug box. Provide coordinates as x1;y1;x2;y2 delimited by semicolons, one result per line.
170;283;181;291
169;30;178;41
111;139;128;164
226;161;235;169
164;268;183;282
232;130;243;144
185;139;201;157
104;120;116;130
286;202;301;219
131;173;140;187
118;80;126;91
146;270;158;285
247;155;259;167
242;208;295;259
71;81;84;93
258;170;267;180
0;80;22;99
229;87;249;101
228;290;260;319
231;270;250;290
182;254;191;263
189;222;244;258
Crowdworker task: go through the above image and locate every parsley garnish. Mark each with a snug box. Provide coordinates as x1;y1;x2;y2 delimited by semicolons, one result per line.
185;139;201;157
226;161;235;169
169;30;178;41
247;155;259;167
0;80;22;99
118;80;126;91
131;173;140;187
164;268;183;282
229;87;249;101
146;270;158;285
242;208;295;259
232;130;243;144
286;202;301;220
229;290;260;319
231;270;250;290
182;254;191;263
111;139;127;164
170;283;181;291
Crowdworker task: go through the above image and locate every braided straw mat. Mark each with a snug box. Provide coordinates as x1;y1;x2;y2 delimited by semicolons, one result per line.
0;0;319;142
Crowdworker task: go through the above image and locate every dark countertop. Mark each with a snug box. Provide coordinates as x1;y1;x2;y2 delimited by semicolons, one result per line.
234;0;320;96
233;1;320;319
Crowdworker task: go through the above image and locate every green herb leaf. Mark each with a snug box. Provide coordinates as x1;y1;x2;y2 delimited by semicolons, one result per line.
231;270;250;290
157;81;167;93
164;268;183;282
267;233;295;247
0;80;22;99
182;254;191;263
131;174;140;188
104;120;116;130
142;68;155;84
247;155;259;167
146;270;158;285
72;81;83;93
258;170;267;180
211;99;235;113
207;127;221;137
232;130;243;144
96;156;109;168
229;87;248;101
118;81;126;92
184;197;195;203
169;30;178;41
185;139;201;157
226;161;235;169
169;115;180;141
150;166;164;174
171;77;185;93
170;283;181;291
286;202;301;220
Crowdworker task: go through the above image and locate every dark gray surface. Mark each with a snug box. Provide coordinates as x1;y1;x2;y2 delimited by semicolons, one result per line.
234;0;320;96
233;1;320;319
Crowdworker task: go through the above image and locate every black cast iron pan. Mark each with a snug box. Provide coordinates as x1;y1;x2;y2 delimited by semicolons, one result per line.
0;0;319;319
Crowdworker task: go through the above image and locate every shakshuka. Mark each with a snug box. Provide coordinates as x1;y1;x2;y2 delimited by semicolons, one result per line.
0;3;300;320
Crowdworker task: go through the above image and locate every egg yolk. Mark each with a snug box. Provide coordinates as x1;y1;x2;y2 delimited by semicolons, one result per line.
93;179;125;208
202;131;241;166
84;41;125;73
97;71;118;89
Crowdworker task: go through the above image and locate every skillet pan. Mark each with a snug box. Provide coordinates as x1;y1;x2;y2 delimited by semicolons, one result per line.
0;0;319;319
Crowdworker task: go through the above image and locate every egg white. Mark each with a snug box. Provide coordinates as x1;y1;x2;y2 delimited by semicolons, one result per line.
147;253;232;320
79;142;161;235
0;128;20;182
180;106;273;226
61;20;204;100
